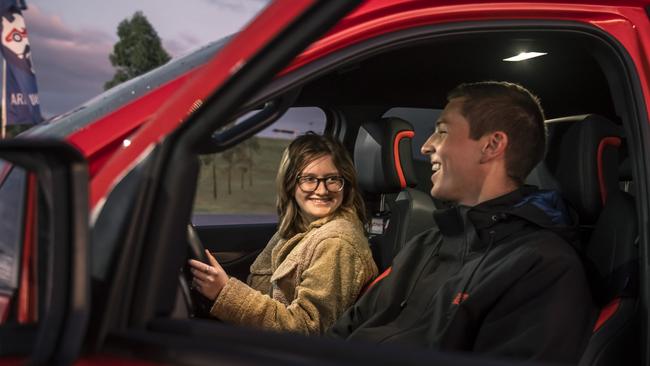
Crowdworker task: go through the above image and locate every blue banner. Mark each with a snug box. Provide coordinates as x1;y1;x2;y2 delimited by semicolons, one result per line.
0;0;42;125
0;1;26;12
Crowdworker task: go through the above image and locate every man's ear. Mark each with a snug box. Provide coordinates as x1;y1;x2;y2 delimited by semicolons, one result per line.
480;131;508;163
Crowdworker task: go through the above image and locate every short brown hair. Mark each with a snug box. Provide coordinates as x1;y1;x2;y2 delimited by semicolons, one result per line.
276;133;365;239
448;81;546;184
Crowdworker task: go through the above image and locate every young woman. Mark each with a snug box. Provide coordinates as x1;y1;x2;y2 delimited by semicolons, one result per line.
189;133;377;335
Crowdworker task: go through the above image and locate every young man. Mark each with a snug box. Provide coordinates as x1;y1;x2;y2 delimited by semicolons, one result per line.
329;82;594;363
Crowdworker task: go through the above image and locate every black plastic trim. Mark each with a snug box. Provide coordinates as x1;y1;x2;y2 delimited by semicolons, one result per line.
198;88;300;153
0;139;90;364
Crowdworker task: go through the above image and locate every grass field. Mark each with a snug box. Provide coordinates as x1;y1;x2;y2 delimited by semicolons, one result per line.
193;137;291;214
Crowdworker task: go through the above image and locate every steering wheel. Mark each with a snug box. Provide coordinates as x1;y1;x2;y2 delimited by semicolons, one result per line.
179;224;214;318
187;223;209;262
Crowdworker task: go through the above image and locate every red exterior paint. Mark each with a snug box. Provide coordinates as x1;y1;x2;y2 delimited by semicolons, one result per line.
67;73;195;178
88;0;316;209
393;130;415;188
0;296;9;324
17;173;37;323
83;125;141;178
80;1;650;212
596;136;622;205
286;2;650;74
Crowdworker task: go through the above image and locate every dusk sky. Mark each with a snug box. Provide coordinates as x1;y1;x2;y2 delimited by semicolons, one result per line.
23;0;269;117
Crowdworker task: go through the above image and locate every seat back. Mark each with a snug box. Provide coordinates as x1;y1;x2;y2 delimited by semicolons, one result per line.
354;117;435;271
530;114;639;365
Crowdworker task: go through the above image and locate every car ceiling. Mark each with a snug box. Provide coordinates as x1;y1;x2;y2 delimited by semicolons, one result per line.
298;34;616;121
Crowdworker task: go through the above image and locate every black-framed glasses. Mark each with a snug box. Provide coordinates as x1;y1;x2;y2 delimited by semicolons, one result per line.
297;175;345;193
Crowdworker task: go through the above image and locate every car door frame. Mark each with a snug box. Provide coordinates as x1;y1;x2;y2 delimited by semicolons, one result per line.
125;16;646;364
0;140;89;365
81;1;377;364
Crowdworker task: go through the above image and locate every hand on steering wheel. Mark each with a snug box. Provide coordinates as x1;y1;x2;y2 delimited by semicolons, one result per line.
188;251;228;301
181;224;222;318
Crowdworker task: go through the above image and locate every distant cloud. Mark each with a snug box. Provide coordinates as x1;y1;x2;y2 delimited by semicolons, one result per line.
164;32;202;58
202;0;269;13
19;1;268;118
24;5;114;117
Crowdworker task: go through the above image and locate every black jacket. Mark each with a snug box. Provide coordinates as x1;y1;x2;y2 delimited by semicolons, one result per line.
329;186;595;363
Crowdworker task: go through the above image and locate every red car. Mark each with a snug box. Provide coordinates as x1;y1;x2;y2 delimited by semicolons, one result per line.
0;0;646;364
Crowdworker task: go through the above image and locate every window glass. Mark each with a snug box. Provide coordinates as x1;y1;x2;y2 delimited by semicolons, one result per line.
0;165;26;293
192;107;326;224
383;108;442;161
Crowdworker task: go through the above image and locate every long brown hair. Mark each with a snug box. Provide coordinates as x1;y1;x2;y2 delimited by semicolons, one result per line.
276;133;365;239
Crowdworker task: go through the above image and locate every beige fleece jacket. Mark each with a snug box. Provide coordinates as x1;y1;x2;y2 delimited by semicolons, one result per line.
210;211;377;335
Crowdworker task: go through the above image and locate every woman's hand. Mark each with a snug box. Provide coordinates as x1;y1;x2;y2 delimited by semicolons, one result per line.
188;250;229;301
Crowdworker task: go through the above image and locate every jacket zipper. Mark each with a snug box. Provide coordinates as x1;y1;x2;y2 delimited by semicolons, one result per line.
398;238;443;309
460;224;469;266
378;232;496;344
444;230;496;321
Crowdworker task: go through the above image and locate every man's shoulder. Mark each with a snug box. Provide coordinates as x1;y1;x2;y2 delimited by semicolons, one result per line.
503;226;583;266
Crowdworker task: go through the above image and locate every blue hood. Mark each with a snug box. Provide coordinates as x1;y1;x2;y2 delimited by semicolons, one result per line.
465;186;579;248
513;189;572;226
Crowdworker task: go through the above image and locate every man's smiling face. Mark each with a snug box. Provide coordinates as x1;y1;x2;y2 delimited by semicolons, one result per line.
420;98;486;205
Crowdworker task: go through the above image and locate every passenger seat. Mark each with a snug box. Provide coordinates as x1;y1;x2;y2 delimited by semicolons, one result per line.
354;117;436;272
529;114;639;365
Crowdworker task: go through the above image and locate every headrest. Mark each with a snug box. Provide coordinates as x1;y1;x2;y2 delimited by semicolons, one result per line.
546;114;623;224
354;117;418;194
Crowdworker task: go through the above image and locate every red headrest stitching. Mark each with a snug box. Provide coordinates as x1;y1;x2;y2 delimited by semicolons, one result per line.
597;137;621;205
394;130;415;188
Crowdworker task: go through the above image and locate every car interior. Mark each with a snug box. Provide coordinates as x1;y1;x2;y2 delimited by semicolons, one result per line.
72;23;645;365
186;30;637;358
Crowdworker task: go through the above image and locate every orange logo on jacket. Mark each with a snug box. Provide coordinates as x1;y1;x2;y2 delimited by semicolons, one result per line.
452;292;469;305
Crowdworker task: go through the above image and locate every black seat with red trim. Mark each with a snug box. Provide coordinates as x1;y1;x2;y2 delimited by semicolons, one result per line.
530;114;638;365
354;117;436;272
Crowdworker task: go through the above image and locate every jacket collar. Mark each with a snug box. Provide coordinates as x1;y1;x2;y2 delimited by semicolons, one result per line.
272;209;359;268
312;208;359;228
434;186;554;252
468;186;534;231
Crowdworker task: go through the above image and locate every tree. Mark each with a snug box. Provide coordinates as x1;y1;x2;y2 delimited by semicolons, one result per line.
0;106;32;138
245;138;261;187
199;154;218;200
221;149;235;195
238;166;248;190
104;11;171;90
5;124;30;138
230;139;260;190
